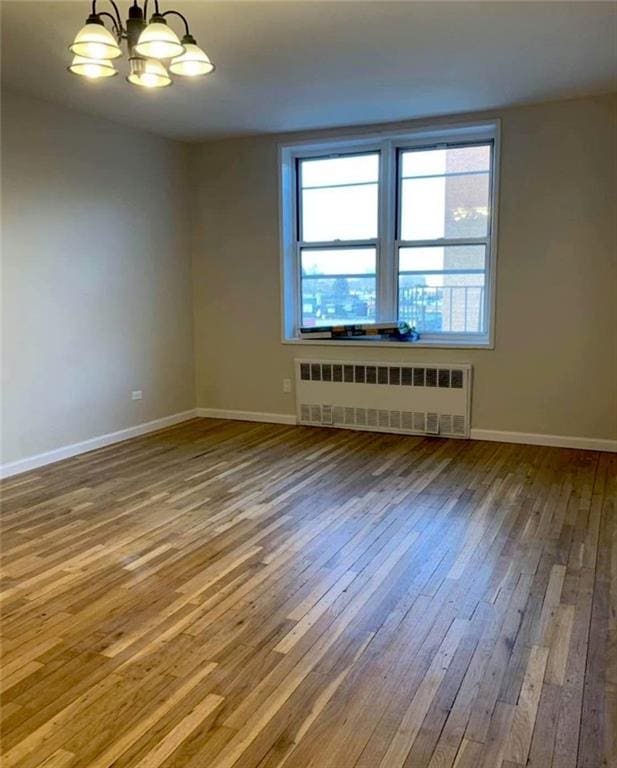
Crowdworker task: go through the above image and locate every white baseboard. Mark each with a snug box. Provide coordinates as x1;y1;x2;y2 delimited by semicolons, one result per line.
198;409;616;452
0;409;199;479
469;429;617;453
196;408;297;426
3;410;613;480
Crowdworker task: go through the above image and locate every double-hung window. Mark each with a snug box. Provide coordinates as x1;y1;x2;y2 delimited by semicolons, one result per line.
280;121;499;347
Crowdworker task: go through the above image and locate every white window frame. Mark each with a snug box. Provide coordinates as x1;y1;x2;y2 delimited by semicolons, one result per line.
279;120;500;348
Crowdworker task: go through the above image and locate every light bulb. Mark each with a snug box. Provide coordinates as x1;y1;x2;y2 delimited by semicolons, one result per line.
170;37;214;77
127;57;172;88
69;16;122;60
134;15;184;60
68;55;117;79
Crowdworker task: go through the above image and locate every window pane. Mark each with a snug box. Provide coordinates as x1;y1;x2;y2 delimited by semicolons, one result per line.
302;185;378;241
301;154;379;187
302;248;375;276
399;244;485;273
300;153;379;242
399;144;491;240
398;245;486;333
400;174;489;240
401;145;491;178
301;247;376;326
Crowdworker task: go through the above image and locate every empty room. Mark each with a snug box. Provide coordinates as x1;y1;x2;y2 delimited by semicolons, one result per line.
1;1;616;766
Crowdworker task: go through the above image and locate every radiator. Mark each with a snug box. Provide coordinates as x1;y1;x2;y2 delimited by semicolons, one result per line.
295;359;472;438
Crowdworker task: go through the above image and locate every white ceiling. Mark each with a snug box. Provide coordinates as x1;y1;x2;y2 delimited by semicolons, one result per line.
2;1;616;141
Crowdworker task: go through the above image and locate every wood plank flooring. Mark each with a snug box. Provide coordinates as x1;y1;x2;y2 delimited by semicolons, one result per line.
1;418;615;768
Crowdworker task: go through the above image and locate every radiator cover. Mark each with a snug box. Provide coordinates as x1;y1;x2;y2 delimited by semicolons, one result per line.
295;359;472;438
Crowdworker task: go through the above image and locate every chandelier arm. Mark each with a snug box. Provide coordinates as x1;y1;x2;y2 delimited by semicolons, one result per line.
91;0;125;34
143;0;150;23
160;9;190;37
97;11;122;38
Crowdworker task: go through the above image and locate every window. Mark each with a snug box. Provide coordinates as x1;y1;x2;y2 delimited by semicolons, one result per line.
280;122;499;346
299;153;379;326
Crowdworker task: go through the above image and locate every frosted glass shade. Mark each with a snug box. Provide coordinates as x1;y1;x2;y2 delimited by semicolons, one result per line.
134;20;184;59
69;20;122;60
68;55;118;79
170;43;214;77
127;58;172;88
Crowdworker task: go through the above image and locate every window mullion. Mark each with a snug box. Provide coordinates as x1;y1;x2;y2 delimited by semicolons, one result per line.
294;241;302;332
377;140;396;321
396;237;489;248
298;239;377;249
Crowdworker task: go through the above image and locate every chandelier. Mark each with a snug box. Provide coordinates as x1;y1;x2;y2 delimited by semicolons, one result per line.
68;1;214;88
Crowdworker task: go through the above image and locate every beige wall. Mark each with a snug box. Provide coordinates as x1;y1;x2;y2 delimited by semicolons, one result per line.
190;94;617;440
1;91;195;464
2;91;615;466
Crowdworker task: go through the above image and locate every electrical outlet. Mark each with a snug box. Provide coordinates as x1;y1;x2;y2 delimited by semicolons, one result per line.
131;390;143;401
283;378;292;393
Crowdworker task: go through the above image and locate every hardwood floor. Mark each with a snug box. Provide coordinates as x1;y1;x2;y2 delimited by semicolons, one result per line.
1;418;615;768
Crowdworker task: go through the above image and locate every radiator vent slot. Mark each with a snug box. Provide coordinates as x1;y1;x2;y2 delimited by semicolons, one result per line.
439;414;452;435
439;369;450;388
426;412;439;434
452;415;466;435
298;404;468;438
333;405;344;424
301;362;466;389
451;369;464;389
296;359;471;439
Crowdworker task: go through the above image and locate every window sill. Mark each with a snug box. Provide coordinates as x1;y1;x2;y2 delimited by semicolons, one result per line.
282;337;494;350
